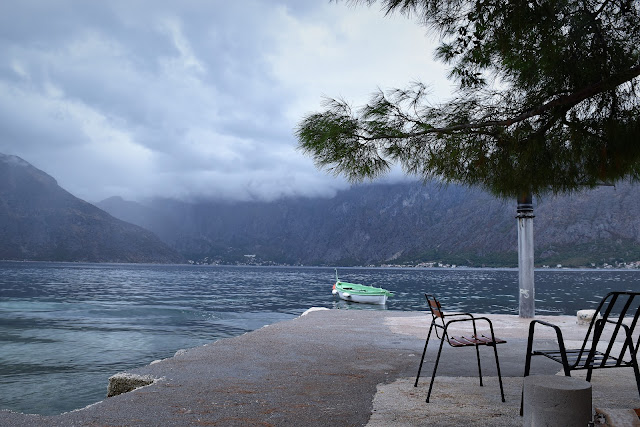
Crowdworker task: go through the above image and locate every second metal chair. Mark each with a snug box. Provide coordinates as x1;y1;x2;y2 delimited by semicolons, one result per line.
414;293;506;402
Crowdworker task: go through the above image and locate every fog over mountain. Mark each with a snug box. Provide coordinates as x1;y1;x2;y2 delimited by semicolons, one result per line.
2;150;638;267
98;181;640;268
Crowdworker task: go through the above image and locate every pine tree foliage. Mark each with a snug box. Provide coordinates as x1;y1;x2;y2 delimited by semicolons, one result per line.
296;0;640;198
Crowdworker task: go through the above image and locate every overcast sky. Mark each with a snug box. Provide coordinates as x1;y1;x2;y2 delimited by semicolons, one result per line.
0;0;454;203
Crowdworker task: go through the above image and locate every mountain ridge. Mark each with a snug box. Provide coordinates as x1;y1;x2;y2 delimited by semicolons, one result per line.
3;152;637;267
98;181;640;268
0;153;185;263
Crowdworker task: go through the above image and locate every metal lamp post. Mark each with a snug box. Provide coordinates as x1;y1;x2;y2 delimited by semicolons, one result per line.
517;193;535;318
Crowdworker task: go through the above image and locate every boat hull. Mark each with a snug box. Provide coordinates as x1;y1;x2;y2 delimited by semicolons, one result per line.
332;280;392;305
334;290;388;305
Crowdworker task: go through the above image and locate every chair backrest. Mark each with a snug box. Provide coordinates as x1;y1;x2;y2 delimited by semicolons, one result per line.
579;291;640;367
425;294;444;319
425;294;448;338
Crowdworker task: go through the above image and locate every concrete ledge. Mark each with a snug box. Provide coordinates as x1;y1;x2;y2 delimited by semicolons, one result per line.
577;309;600;325
595;407;640;426
523;375;592;427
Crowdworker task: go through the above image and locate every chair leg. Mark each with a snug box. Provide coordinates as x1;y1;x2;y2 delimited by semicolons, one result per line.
426;337;446;403
586;367;593;382
556;336;572;377
491;343;505;402
414;323;434;387
523;342;533;377
629;342;640;399
475;343;483;386
521;323;536;416
633;359;640;400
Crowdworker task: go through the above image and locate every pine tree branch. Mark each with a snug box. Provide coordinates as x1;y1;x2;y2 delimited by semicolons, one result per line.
360;64;640;140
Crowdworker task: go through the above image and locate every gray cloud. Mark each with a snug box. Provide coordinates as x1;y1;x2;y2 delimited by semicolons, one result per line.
0;0;452;203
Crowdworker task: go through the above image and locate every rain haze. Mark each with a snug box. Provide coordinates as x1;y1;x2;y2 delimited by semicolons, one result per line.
0;0;453;203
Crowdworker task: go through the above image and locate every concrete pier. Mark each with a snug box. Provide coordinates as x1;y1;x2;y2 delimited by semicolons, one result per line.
1;310;638;426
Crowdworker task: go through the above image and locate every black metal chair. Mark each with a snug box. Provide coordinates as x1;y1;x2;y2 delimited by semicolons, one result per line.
523;291;640;397
414;294;506;402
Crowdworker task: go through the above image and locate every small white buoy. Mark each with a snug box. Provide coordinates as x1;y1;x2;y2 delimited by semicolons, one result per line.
332;289;338;295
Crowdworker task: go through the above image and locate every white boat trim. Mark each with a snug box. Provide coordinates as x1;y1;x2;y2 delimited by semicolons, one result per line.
335;290;388;305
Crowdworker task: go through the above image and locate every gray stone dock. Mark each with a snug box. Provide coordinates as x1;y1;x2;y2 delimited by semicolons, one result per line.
1;310;638;426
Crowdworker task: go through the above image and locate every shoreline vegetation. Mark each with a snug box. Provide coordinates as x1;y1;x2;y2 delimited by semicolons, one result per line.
3;257;640;270
187;257;640;270
184;237;640;270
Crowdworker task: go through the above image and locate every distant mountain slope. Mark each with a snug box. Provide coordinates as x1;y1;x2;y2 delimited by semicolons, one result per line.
0;153;185;263
98;181;640;267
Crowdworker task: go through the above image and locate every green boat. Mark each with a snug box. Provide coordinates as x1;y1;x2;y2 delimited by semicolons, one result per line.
331;270;393;305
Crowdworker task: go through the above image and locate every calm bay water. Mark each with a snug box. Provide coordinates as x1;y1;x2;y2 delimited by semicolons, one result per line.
1;261;639;415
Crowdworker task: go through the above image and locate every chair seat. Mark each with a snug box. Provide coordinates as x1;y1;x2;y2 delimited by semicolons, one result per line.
534;349;631;368
448;334;507;347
